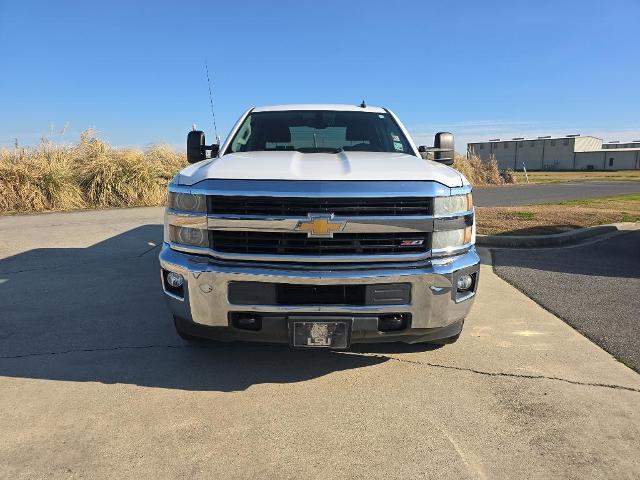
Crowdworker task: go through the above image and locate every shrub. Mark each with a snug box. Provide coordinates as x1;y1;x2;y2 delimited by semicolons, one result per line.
452;154;516;186
0;130;187;214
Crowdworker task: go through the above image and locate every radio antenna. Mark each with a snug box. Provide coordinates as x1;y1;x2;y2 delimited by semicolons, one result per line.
205;61;219;143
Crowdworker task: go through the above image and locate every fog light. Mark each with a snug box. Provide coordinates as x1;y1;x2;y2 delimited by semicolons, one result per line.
166;272;184;288
457;274;473;291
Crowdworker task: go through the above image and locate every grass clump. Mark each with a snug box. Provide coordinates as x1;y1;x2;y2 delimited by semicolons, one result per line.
452;154;516;186
513;170;640;184
512;211;535;220
0;130;186;214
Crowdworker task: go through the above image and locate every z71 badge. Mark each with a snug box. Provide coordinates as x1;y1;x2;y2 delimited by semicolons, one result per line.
400;239;424;246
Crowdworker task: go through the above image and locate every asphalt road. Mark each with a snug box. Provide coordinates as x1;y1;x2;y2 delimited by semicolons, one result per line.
474;181;640;206
493;230;640;372
1;208;639;479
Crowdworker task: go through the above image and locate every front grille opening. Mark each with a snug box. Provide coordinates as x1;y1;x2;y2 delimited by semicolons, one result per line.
208;196;433;216
228;282;412;306
277;284;365;305
210;231;430;256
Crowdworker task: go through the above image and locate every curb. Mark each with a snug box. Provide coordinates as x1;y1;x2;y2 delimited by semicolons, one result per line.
477;223;638;248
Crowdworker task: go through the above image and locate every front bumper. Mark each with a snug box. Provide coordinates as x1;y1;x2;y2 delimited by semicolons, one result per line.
159;244;480;344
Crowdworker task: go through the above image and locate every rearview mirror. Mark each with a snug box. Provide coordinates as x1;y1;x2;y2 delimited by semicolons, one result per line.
187;130;219;164
418;132;455;166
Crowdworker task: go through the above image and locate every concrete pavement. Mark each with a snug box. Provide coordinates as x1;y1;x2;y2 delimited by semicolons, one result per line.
493;228;640;371
1;208;639;479
474;181;640;206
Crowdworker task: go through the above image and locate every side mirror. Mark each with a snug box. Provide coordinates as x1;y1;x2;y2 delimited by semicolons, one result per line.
187;130;206;163
418;132;455;166
434;132;454;165
187;130;219;164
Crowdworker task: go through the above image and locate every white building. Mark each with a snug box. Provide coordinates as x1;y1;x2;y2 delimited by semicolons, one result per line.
603;141;640;149
467;135;640;170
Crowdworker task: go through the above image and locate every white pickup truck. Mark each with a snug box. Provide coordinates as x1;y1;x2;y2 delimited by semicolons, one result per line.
160;104;479;349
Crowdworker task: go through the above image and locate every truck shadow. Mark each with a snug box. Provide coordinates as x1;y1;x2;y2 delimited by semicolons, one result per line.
0;225;387;392
491;229;640;279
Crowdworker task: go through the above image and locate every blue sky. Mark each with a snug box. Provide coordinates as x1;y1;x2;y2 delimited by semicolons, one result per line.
1;0;639;151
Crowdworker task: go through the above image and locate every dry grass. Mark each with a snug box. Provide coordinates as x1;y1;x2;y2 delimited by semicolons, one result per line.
476;193;640;235
452;154;516;186
2;142;513;215
421;151;515;185
513;170;640;184
0;131;186;214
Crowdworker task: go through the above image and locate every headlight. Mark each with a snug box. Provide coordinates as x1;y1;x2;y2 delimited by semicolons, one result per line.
434;193;473;216
168;192;206;213
168;225;208;247
432;227;473;250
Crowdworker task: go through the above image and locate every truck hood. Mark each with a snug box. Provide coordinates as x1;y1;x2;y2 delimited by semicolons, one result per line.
177;151;466;188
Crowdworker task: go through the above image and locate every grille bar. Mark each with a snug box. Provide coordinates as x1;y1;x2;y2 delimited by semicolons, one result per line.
209;231;430;256
208;196;432;216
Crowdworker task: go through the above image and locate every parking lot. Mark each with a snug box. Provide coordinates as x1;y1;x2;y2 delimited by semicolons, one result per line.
1;208;639;479
473;181;640;206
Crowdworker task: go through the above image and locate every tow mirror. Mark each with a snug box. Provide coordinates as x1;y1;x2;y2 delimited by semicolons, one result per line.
418;132;455;166
187;130;219;164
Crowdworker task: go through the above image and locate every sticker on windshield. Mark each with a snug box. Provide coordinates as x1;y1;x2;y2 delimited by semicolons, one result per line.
378;114;385;119
392;135;400;142
393;142;404;151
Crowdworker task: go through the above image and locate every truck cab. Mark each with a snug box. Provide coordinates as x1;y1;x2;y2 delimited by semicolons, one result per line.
160;104;479;349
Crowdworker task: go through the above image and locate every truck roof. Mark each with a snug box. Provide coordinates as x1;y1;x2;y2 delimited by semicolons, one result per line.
252;104;387;113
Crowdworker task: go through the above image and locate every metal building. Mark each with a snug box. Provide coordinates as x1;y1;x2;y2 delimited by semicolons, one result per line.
467;135;640;170
603;141;640;149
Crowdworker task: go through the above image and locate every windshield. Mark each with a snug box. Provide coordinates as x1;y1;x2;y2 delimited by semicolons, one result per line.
226;110;414;155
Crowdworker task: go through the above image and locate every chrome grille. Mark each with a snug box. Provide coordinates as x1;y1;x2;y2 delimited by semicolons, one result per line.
209;231;430;256
207;196;432;216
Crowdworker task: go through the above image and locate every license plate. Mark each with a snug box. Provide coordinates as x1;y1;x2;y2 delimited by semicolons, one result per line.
291;321;350;349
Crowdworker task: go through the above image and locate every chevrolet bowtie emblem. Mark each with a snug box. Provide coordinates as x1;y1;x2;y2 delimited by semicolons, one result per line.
296;214;345;238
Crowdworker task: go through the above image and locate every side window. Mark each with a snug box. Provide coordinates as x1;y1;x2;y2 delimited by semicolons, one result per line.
504;142;508;149
479;144;484;150
550;139;556;146
231;116;252;152
609;158;614;167
529;141;534;147
518;141;524;147
563;139;569;146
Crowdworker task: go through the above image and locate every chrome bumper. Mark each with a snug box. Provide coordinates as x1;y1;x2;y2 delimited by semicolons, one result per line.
159;244;479;339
